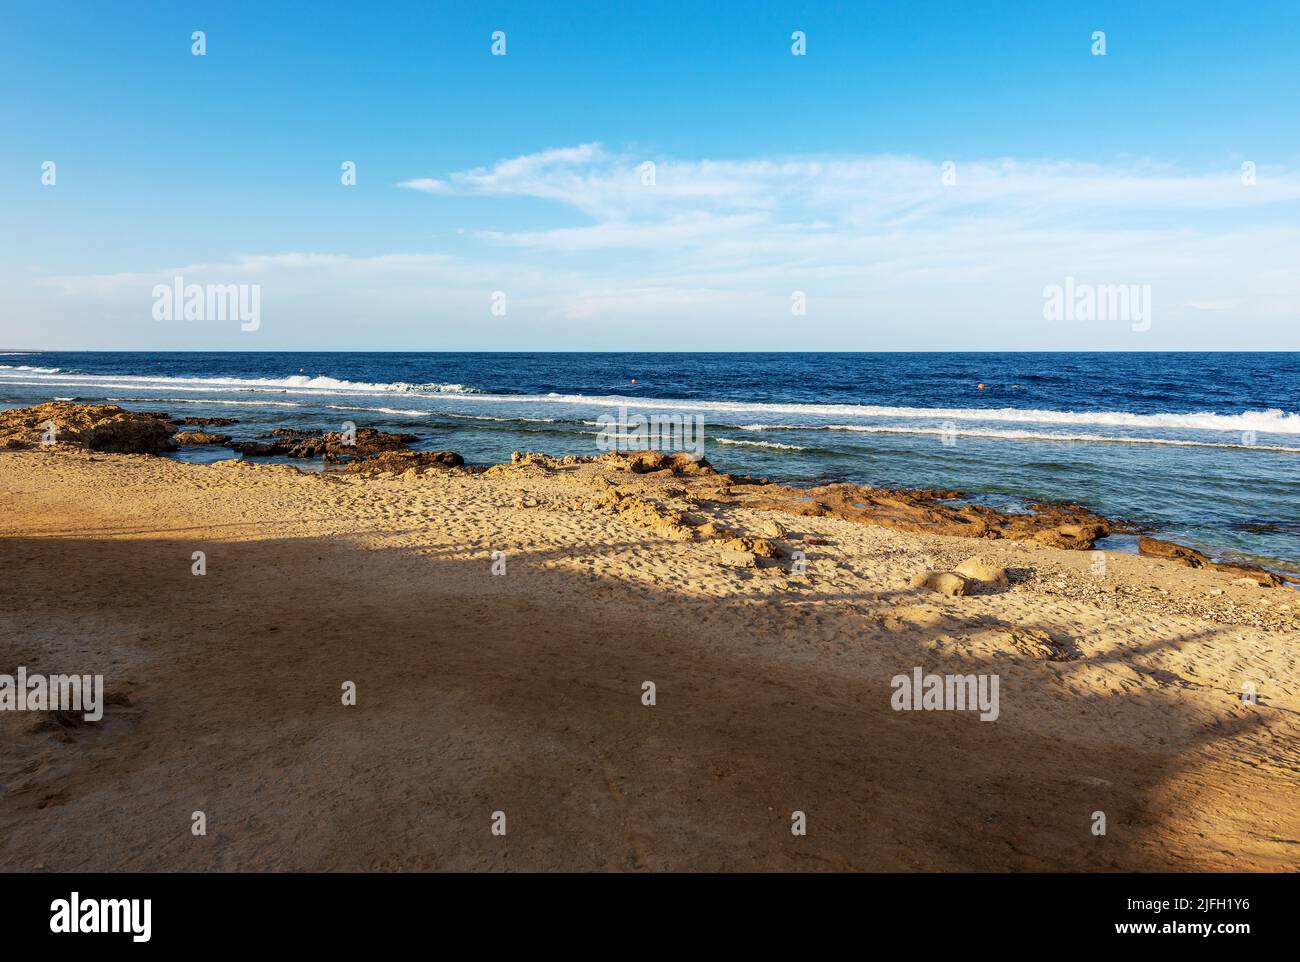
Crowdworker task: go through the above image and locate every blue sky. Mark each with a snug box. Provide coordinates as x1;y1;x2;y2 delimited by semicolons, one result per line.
3;0;1299;350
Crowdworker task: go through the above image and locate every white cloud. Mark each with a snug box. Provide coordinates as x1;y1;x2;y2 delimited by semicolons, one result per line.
401;144;1300;229
395;178;450;194
16;145;1300;349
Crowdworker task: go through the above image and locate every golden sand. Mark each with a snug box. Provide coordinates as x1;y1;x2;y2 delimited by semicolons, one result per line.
1;448;1297;870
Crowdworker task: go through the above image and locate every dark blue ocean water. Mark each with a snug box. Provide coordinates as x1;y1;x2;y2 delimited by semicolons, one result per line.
3;351;1298;571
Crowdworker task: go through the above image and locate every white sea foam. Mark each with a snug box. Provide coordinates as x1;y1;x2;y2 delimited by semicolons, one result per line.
821;425;1300;453
445;413;559;424
6;369;1298;437
0;370;479;396
714;437;810;451
478;393;1300;435
532;396;1300;434
106;396;305;408
724;406;1300;435
325;404;427;417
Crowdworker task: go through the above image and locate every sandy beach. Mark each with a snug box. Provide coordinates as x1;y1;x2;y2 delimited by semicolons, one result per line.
2;436;1298;872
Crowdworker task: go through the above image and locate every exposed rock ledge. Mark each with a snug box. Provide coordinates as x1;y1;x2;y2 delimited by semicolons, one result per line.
0;402;178;454
0;404;463;474
502;448;1296;587
713;481;1118;550
4;405;1293;587
1137;536;1294;587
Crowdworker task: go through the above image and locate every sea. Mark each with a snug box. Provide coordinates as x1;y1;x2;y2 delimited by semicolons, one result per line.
2;351;1298;572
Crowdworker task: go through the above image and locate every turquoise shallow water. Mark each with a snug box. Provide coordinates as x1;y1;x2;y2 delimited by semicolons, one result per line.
2;351;1298;571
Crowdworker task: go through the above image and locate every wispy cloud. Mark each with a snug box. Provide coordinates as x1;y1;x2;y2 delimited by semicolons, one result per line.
400;143;1300;232
24;145;1300;349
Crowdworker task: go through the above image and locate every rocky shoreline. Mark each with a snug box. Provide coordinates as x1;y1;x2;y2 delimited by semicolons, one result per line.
4;406;1300;871
2;401;1294;587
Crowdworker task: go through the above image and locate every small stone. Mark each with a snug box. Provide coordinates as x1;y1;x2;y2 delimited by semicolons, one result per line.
954;555;1009;588
910;570;969;597
721;537;782;558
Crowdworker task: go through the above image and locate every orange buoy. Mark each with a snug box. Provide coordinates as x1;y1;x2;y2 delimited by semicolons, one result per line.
977;383;985;390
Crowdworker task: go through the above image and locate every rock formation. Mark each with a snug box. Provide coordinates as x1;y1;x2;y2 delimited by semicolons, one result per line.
174;431;233;446
710;481;1119;550
0;403;177;454
228;427;420;461
1137;536;1292;587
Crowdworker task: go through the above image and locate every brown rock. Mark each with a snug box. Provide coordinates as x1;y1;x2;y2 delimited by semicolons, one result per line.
230;427;420;460
706;482;1117;551
695;521;734;539
652;518;696;541
1033;523;1109;550
174;431;232;446
1138;536;1211;568
786;500;830;518
510;451;570;470
599;449;715;475
591;487;697;542
344;450;464;475
1139;536;1288;587
954;555;1010;588
227;441;280;456
909;570;969;596
721;537;782;559
0;402;177;454
1217;565;1286;587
